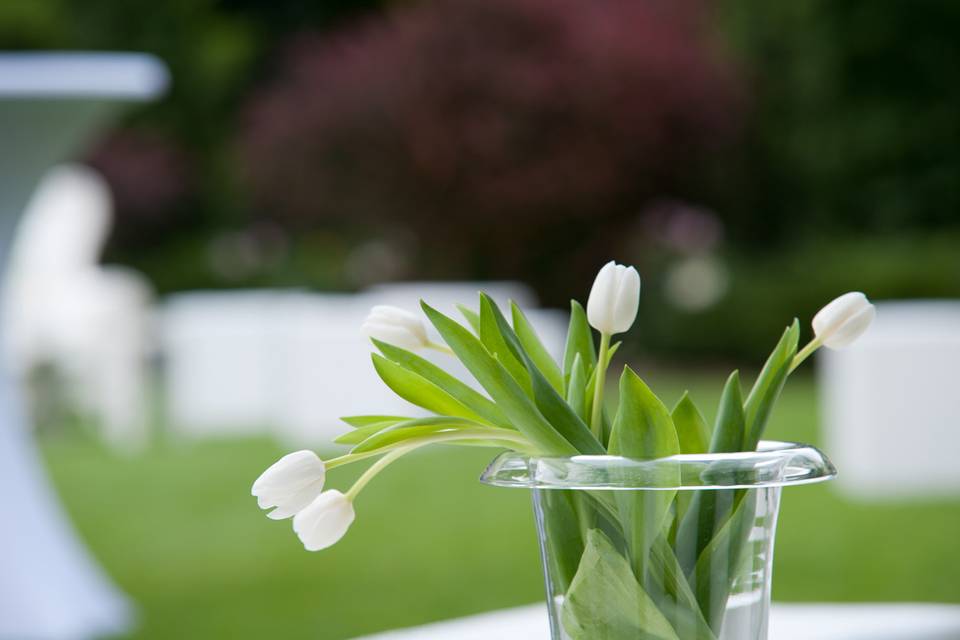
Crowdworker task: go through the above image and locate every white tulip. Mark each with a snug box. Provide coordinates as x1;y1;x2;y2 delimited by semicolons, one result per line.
362;305;430;350
812;291;876;349
293;490;356;551
252;450;326;520
586;261;642;335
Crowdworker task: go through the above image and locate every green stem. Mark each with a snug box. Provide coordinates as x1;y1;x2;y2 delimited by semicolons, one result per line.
590;332;611;438
789;335;823;374
345;446;415;501
328;427;531;471
325;450;383;470
342;428;534;501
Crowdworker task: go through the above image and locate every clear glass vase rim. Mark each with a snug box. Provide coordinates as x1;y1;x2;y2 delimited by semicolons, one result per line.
480;440;837;490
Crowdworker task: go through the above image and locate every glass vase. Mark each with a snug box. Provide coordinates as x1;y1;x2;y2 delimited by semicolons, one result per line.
481;440;835;640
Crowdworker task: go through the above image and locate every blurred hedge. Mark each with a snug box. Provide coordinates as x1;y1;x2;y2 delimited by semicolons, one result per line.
2;0;959;358
636;231;960;360
716;0;960;242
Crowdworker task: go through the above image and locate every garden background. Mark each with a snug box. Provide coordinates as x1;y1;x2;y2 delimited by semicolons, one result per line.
2;0;959;637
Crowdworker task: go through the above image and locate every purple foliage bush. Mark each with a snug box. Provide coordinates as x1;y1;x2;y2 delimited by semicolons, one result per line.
241;0;741;301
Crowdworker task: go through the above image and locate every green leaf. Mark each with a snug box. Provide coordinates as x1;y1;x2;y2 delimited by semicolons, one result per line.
373;339;508;427
609;367;681;461
351;416;482;453
669;394;711;528
340;415;411;428
563;300;597;384
371;353;487;422
647;537;718;640
539;490;586;591
511;301;565;394
671;393;711;455
690;491;757;631
481;294;604;454
742;319;800;450
566;353;588;423
675;372;745;577
421;302;576;455
479;296;532;395
709;371;745;454
561;529;681;640
456;304;481;334
608;367;680;577
334;421;398;445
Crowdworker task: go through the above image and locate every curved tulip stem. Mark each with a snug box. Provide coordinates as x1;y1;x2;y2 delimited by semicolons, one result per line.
426;341;456;356
326;427;533;473
345;445;414;501
325;450;383;470
590;332;612;438
789;335;823;374
342;428;534;501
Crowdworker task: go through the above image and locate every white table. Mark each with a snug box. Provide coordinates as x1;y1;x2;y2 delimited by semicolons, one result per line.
354;602;960;640
0;52;167;640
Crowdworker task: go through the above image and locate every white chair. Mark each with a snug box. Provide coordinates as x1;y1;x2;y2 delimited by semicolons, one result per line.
0;50;167;640
4;164;153;452
819;301;960;499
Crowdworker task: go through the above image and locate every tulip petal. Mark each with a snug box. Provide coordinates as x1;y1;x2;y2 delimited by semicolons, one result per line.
587;261;641;335
812;291;875;349
362;305;429;349
252;450;326;519
611;266;641;334
292;490;356;551
822;303;875;349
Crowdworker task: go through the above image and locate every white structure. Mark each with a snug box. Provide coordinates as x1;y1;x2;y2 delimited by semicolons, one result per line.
5;164;153;451
364;280;537;318
353;602;960;640
159;283;568;447
819;301;960;499
0;52;167;640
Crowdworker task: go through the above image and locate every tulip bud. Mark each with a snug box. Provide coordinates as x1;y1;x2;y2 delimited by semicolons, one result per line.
362;305;430;350
252;450;326;520
586;261;641;335
293;490;356;551
812;292;875;349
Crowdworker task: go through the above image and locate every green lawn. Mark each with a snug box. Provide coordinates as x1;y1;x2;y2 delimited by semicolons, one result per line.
40;371;960;639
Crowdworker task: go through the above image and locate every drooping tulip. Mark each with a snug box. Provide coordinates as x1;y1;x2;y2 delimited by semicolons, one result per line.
586;261;641;335
292;490;356;551
252;450;326;520
362;305;430;350
812;292;876;349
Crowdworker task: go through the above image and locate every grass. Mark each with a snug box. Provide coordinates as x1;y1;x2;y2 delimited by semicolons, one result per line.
39;370;960;639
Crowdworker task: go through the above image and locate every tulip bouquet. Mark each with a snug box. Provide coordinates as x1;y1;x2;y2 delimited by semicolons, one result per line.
253;262;874;639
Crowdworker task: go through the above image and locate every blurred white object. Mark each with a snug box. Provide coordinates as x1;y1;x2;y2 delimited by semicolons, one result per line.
159;283;565;446
160;290;402;443
820;301;960;499
365;281;536;318
0;51;167;640
663;255;729;312
275;293;414;444
352;602;960;640
5;164;153;452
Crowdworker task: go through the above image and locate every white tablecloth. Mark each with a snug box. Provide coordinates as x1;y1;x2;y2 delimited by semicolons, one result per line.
354;602;960;640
